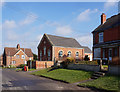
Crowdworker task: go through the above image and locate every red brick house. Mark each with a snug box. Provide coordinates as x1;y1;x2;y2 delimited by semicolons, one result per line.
3;44;33;67
38;34;92;62
92;13;120;65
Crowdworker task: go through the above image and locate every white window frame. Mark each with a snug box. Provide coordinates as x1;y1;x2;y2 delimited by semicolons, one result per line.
59;51;63;57
22;55;25;59
99;32;103;43
68;51;71;57
16;55;20;59
76;52;79;57
12;61;16;64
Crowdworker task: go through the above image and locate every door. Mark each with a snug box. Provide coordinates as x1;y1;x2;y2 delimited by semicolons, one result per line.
108;48;112;61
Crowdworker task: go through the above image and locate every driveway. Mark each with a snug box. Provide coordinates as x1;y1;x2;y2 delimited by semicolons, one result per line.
2;69;100;91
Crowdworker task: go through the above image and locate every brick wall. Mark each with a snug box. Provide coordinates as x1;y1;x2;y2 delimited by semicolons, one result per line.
94;25;120;44
54;46;84;61
35;61;54;69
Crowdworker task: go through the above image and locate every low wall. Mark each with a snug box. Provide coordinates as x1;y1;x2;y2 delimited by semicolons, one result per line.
67;64;120;75
35;61;54;69
108;65;120;75
67;64;100;72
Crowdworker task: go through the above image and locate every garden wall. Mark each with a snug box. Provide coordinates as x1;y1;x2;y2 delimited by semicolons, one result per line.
67;64;120;75
67;64;100;72
35;61;54;69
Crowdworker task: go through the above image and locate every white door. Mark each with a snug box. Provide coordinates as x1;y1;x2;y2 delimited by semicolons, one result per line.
108;48;112;61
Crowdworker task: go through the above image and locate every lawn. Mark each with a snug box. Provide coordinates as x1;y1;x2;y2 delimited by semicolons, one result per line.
79;74;120;91
31;68;93;83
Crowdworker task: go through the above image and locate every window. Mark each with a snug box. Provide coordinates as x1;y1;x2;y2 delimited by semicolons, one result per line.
68;51;71;57
76;52;79;57
103;49;105;58
22;55;25;59
94;48;101;58
114;48;117;56
12;61;16;64
40;50;42;61
109;49;112;57
44;46;46;55
40;50;42;56
16;55;20;58
59;51;63;57
48;50;50;57
99;32;103;43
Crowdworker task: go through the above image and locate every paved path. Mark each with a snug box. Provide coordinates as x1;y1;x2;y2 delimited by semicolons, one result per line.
2;69;100;91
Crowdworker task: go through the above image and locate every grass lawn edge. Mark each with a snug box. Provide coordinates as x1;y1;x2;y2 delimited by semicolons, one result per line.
77;84;116;92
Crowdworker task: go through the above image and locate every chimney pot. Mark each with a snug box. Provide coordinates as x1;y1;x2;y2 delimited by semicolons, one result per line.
17;44;20;49
101;13;106;24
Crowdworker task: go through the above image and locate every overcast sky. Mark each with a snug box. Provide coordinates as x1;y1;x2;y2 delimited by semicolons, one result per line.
0;1;118;55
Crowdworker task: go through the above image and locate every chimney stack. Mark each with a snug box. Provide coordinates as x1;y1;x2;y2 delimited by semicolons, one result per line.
16;44;20;49
101;13;106;24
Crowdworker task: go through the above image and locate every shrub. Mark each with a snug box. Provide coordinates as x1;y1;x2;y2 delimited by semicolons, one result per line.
17;64;27;68
60;57;75;68
8;65;16;68
84;55;90;61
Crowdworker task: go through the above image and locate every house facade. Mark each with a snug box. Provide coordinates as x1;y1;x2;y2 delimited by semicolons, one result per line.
3;44;33;66
38;34;92;62
0;55;3;66
92;13;120;65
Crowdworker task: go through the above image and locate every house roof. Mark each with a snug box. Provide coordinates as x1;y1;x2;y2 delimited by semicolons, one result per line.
4;47;33;57
92;13;120;33
82;46;92;53
46;34;83;48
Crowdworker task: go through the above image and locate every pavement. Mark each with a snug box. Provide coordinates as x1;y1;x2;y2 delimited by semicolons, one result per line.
1;68;102;91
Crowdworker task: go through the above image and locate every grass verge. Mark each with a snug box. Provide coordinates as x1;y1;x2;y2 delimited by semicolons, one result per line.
31;68;93;83
16;68;36;71
78;74;120;91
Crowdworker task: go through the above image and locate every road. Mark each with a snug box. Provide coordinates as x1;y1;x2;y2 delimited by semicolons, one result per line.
2;69;100;91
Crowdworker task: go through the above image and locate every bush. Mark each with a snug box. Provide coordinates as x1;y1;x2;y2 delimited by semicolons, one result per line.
84;55;90;61
8;65;16;68
60;57;75;68
17;64;27;68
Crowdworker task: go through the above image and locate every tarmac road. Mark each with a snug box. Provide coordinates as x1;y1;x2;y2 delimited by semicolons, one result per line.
2;69;100;92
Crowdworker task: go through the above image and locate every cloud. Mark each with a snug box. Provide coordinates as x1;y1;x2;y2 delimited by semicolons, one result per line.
76;9;98;22
19;13;38;26
104;0;118;10
75;34;93;49
3;20;17;30
55;25;73;36
45;21;61;27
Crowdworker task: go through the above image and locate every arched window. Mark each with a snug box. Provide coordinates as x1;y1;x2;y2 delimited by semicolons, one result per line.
76;52;79;57
44;46;46;55
68;51;71;57
40;50;42;57
40;50;42;61
59;51;63;57
48;49;50;57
